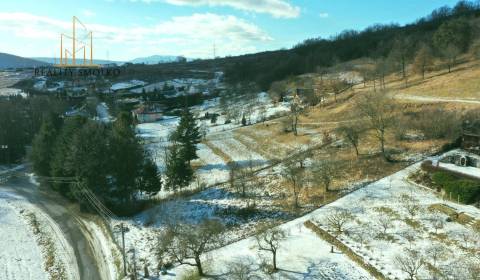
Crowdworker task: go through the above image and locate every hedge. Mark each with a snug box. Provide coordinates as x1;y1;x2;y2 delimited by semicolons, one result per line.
432;171;480;204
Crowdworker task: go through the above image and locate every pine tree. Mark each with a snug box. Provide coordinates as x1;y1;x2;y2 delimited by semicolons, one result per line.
31;115;59;176
110;112;144;202
139;157;162;197
65;122;110;199
171;107;201;163
50;116;87;197
164;141;193;191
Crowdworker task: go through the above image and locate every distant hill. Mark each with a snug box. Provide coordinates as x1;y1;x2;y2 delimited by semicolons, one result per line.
0;53;50;69
31;57;124;66
129;55;189;65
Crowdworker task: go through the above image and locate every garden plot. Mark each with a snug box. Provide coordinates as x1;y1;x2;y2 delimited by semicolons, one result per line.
207;132;269;168
307;157;480;280
195;143;229;186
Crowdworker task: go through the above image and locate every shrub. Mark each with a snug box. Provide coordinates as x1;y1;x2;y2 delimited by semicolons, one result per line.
432;171;480;204
410;109;461;140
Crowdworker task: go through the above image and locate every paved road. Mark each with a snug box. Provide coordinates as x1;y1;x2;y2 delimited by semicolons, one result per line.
0;171;106;280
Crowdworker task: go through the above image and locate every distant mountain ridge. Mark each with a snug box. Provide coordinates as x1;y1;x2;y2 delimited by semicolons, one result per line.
0;53;49;69
129;55;189;64
31;57;124;65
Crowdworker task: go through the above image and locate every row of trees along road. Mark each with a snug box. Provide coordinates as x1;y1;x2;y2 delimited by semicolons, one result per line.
31;112;161;215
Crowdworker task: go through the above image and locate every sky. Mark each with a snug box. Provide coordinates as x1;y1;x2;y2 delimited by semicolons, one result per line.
0;0;461;61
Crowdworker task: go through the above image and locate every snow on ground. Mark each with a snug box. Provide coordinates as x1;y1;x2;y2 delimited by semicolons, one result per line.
156;150;480;279
164;198;374;280
115;185;294;277
0;190;48;280
111;80;146;91
96;102;114;123
305;152;480;280
0;88;27;98
438;162;480;179
208;131;269;168
136;116;180;172
195;143;229;186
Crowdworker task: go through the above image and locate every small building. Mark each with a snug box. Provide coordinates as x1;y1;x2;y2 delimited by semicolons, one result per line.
132;105;163;123
462;120;480;154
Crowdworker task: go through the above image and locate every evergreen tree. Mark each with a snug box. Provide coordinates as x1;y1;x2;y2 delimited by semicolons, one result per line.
171;107;201;163
31;115;59;176
50;116;87;197
139;157;162;197
164;141;193;191
110;112;144;202
65;122;110;200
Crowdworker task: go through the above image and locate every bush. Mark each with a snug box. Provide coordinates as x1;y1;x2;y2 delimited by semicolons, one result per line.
432;171;480;204
410;109;461;140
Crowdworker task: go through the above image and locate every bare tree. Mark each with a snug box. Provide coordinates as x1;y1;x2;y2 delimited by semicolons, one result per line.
441;44;461;73
356;92;395;159
162;219;224;276
312;160;341;193
425;243;448;268
336;122;364;157
331;78;347;103
413;44;433;80
429;210;445;234
376;215;393;235
325;207;354;237
395;249;424;280
258;105;267;123
255;225;287;272
228;160;253;198
226;258;258;280
400;193;421;218
283;164;306;208
375;58;388;89
269;81;286;103
289;95;303;136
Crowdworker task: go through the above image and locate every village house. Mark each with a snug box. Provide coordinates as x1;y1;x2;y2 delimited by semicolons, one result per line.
132;104;164;123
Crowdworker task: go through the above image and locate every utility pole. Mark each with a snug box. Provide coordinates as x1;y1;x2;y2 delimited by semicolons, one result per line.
132;248;137;280
121;223;127;277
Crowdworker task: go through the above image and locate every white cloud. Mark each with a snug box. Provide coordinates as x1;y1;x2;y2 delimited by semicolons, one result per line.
319;12;329;18
0;12;273;59
82;9;96;17
162;0;300;18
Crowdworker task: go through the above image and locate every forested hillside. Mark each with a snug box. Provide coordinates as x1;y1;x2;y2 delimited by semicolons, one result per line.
223;1;480;89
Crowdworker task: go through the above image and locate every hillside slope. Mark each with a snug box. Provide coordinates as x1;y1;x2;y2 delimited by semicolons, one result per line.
0;53;49;69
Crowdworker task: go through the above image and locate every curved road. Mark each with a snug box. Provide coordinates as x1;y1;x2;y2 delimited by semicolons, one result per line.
1;171;107;280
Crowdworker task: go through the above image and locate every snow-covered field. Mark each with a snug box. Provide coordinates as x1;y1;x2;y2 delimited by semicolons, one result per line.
159;151;480;279
167;220;374;280
0;190;47;280
307;153;480;280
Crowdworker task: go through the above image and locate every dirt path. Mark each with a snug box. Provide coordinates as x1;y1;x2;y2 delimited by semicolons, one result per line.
393;94;480;104
0;169;112;280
